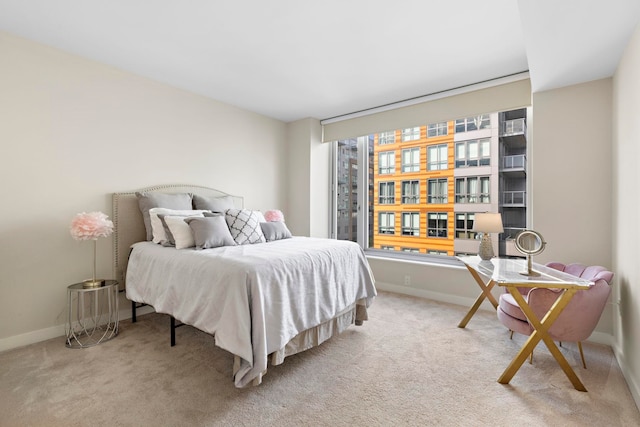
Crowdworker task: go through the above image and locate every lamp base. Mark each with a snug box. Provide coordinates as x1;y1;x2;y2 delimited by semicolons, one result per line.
478;235;494;260
83;279;105;288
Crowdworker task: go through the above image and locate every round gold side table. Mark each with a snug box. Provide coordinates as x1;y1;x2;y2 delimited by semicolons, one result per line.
65;280;119;348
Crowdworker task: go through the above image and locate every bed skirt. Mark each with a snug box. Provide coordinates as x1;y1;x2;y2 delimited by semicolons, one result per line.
233;301;369;386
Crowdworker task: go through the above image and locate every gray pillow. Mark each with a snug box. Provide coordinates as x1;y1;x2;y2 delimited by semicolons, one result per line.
260;221;292;242
185;216;237;249
136;192;192;241
193;194;235;213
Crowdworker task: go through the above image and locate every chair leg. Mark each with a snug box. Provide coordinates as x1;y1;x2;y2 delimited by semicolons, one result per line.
529;350;533;364
578;341;587;369
509;330;513;339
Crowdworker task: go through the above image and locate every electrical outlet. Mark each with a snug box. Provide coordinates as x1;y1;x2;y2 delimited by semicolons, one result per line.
404;275;411;286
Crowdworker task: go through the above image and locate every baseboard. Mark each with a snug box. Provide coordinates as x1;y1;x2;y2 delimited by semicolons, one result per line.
0;302;156;353
613;342;640;412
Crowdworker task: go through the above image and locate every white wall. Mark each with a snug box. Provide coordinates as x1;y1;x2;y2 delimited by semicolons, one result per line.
612;22;640;409
0;32;287;348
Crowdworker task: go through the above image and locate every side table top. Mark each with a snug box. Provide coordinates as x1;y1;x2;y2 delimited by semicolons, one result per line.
68;280;119;291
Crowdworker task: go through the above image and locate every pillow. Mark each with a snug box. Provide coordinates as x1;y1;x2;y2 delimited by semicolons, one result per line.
193;194;235;213
160;214;203;249
185;215;237;249
225;209;266;245
260;221;292;242
136;192;192;241
149;208;208;244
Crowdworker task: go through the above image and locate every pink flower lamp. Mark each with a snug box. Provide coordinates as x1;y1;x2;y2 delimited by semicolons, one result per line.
70;211;114;288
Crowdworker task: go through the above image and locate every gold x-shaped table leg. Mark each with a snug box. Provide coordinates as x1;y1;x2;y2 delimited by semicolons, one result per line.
497;285;587;392
458;264;499;328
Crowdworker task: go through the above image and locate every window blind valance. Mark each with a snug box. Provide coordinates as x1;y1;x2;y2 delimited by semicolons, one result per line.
321;75;531;142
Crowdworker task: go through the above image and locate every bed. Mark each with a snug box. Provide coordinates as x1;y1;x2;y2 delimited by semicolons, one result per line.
112;184;377;387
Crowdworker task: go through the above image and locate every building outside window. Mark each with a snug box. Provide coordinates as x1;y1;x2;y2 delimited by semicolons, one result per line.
427;122;448;137
402;147;420;172
378;131;395;145
427;212;448;237
455;212;477;239
455;114;490;133
401;180;420;204
401;212;420;236
428;178;448;204
455;176;490;203
379;212;395;234
427;144;448;170
402;247;420;253
455;138;490;168
379;182;395;204
379;151;395;174
402;127;420;141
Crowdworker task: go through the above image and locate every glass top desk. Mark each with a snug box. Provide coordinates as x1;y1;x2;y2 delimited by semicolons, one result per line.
457;256;593;391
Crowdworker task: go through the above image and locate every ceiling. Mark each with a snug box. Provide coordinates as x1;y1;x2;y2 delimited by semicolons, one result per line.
0;0;639;123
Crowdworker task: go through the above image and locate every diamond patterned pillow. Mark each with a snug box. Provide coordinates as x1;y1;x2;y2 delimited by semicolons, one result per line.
225;209;266;245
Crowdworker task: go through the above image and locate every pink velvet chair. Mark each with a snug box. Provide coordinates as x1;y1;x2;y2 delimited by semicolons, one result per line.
496;262;614;368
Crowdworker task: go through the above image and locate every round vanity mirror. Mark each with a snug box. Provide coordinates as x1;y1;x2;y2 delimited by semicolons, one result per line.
514;230;546;276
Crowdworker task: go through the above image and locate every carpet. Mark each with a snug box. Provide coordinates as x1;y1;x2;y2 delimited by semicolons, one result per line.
0;291;638;426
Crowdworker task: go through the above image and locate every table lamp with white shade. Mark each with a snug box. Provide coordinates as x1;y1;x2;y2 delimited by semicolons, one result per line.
473;212;503;260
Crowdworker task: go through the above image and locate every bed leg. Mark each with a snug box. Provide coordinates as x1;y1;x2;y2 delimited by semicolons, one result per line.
132;300;137;323
170;316;176;347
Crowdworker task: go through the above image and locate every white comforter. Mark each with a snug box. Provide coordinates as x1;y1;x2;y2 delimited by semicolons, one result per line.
125;237;376;387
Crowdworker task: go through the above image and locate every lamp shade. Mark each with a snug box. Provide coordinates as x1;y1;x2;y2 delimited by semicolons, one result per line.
473;213;504;233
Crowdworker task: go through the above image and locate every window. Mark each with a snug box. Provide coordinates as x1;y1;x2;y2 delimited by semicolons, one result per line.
427;213;448;237
402;247;420;253
427;144;448;170
381;245;395;250
402;212;420;236
401;180;420;204
455;114;490;133
455;139;490;168
378;131;395;145
455;213;477;239
402;127;421;141
379;151;395;174
330;104;530;263
379;182;395;204
401;147;420;172
427;122;448;137
455;176;490;203
378;212;395;234
428;178;448;204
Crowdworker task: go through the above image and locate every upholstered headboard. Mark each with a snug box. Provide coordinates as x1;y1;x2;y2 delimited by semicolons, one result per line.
112;184;244;290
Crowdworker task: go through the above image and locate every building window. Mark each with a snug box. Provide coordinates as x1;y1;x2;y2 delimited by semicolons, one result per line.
381;245;395;250
402;247;420;253
427;250;448;255
455;176;490;203
379;182;395;204
379;212;395;234
455;139;490;168
379;151;395;174
378;131;395;145
427;213;448;238
455;114;490;133
401;147;420;172
455;213;477;239
427;122;448;137
402;212;420;236
427;144;448;170
402;127;421;141
401;180;420;204
428;178;448;204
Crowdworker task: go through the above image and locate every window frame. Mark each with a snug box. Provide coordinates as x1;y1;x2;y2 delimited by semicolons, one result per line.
401;212;420;236
401;180;420;204
378;181;395;204
401;147;420;173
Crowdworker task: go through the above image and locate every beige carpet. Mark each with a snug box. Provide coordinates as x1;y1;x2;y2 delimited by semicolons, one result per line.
1;291;638;427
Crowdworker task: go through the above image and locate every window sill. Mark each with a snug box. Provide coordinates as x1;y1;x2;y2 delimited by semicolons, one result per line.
364;249;465;269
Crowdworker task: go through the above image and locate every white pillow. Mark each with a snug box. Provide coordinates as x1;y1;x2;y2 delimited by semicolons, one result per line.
225;209;266;245
162;215;202;249
149;208;208;244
